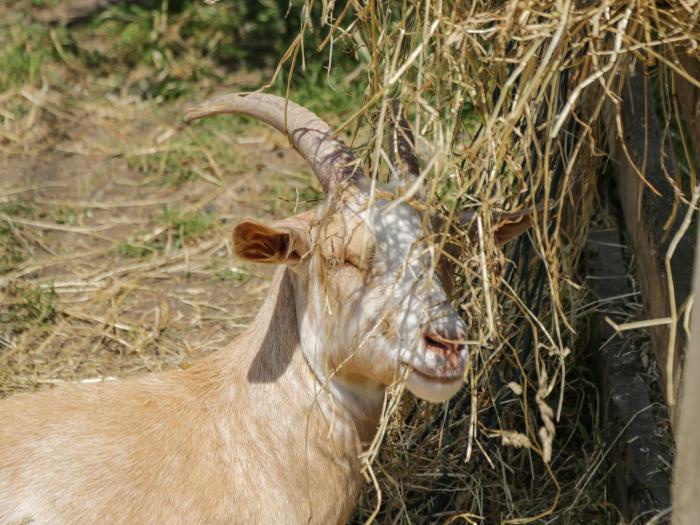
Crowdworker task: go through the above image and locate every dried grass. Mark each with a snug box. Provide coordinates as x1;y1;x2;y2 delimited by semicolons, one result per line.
0;91;320;396
277;1;699;522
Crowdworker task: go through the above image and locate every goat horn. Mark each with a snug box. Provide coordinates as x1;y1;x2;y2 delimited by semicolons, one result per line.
185;93;361;193
388;99;420;181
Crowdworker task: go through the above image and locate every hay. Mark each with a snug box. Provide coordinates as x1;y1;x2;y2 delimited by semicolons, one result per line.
276;1;699;522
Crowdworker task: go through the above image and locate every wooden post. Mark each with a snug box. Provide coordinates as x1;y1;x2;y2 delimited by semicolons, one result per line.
670;46;700;525
604;63;696;423
673;52;700;158
672;224;700;524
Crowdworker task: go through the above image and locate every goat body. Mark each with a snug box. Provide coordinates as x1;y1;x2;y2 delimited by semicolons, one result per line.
0;268;376;524
0;93;537;523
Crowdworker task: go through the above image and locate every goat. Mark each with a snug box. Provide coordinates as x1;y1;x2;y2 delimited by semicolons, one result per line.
0;93;536;524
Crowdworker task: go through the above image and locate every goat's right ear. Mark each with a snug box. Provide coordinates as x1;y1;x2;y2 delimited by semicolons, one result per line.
232;220;311;265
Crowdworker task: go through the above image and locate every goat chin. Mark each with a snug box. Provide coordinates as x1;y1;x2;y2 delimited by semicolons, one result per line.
404;370;465;403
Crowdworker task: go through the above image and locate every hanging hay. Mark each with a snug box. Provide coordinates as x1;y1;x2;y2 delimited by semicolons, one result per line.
270;1;700;522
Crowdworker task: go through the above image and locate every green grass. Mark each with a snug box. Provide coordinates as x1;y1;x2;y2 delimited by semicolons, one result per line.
0;225;26;275
0;42;44;92
0;0;365;101
53;207;87;225
2;0;370;98
115;207;216;258
0;201;38;219
0;201;39;274
161;207;214;241
0;23;49;91
126;115;246;187
0;284;57;330
38;0;311;100
0;200;90;273
116;241;158;259
271;58;368;122
127;148;202;187
215;267;252;283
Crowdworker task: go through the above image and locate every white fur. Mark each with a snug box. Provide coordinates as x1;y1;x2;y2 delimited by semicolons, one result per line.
296;194;469;410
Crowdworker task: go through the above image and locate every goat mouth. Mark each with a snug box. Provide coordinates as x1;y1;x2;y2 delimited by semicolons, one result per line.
402;363;464;384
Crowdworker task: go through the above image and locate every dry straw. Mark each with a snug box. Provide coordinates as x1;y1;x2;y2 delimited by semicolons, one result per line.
277;1;700;522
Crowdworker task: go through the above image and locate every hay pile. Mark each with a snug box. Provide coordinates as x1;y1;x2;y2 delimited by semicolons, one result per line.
279;1;699;522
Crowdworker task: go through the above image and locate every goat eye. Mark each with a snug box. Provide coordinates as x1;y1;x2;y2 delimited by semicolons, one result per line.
339;257;359;270
344;259;359;269
345;247;374;271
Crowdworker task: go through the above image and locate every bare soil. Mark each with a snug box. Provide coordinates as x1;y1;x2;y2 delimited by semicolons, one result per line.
0;90;318;397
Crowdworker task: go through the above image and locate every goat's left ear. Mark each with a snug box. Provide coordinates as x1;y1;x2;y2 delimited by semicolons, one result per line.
492;208;539;245
232;219;311;265
458;203;546;245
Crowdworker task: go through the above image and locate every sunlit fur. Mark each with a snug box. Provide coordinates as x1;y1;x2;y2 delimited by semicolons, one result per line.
295;184;470;408
0;269;365;524
0;184;472;524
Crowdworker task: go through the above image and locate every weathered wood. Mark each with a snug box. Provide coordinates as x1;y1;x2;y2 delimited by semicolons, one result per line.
673;52;700;158
670;47;700;525
672;224;700;525
604;63;696;422
586;225;671;521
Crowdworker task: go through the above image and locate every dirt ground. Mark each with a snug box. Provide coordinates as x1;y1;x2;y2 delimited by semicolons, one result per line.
0;84;322;396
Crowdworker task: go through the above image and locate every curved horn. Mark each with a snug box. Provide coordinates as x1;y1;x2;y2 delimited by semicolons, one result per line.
388;99;420;181
185;92;361;193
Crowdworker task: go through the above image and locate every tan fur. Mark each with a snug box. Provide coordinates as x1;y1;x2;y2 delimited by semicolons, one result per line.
0;92;541;523
0;268;377;524
0;187;536;523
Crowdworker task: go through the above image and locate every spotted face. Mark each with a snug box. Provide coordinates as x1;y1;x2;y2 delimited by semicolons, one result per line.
311;193;470;403
232;188;535;404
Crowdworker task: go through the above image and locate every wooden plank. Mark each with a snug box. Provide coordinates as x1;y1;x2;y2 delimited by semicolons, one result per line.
673;52;700;158
604;63;696;422
671;47;700;525
672;224;700;525
585;225;671;520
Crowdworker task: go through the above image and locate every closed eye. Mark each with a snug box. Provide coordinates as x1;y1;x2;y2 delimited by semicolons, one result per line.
326;256;365;273
346;250;374;271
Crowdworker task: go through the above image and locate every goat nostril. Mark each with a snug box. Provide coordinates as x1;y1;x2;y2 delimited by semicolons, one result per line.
423;331;458;354
423;331;466;371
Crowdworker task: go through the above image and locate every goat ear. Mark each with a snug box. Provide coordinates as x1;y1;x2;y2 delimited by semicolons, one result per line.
458;203;546;246
232;220;310;264
492;209;538;245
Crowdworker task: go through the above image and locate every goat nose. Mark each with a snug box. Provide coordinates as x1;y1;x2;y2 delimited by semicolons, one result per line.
423;329;465;369
426;316;466;342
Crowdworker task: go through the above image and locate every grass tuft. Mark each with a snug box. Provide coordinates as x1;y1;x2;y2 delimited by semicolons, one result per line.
1;284;57;330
